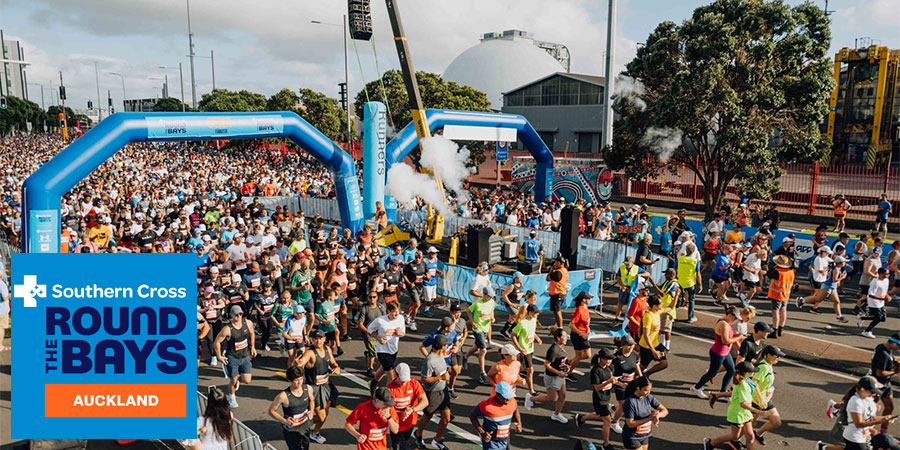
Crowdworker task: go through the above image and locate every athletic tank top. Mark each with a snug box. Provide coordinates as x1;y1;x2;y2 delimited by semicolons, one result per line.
227;319;251;358
282;387;312;431
710;319;733;356
305;348;332;386
506;283;524;303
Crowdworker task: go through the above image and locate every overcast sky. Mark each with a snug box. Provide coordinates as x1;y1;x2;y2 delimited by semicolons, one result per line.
2;0;898;113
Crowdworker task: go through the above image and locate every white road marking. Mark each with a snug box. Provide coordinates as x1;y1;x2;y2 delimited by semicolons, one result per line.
671;330;859;381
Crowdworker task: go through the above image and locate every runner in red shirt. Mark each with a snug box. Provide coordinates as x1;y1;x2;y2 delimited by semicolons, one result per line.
627;281;651;343
568;292;594;376
345;388;400;450
386;363;429;450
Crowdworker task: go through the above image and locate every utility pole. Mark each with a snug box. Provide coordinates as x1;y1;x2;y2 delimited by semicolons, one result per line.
344;14;350;150
210;49;215;90
59;71;68;140
602;0;617;150
186;0;197;108
179;63;186;110
94;62;103;121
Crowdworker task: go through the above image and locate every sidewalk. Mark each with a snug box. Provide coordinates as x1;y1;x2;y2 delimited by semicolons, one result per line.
596;289;899;378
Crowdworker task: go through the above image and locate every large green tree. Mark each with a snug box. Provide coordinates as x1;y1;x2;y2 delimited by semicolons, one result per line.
153;97;189;112
296;88;349;141
198;89;267;112
353;70;491;166
603;0;834;220
1;96;48;135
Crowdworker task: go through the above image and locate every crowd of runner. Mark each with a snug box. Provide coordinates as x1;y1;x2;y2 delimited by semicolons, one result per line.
0;133;898;450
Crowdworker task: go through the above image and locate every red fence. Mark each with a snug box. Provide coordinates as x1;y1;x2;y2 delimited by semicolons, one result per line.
620;162;899;223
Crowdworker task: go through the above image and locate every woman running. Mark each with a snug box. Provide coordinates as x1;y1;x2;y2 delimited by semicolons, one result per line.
621;376;668;450
568;292;594;378
296;329;341;444
816;377;897;450
575;348;617;450
610;335;642;434
691;306;746;399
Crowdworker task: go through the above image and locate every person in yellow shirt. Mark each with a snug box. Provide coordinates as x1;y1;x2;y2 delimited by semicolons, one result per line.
650;269;680;351
88;220;112;249
639;296;671;377
724;225;744;244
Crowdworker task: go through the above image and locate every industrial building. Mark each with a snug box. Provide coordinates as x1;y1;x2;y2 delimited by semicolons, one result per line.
501;72;606;154
827;40;900;167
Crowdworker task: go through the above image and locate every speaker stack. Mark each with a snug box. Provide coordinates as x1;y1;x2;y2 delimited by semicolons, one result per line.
559;206;580;268
466;226;494;268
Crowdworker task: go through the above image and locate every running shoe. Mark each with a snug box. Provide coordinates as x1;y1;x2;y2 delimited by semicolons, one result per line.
836;316;848;323
265;345;271;352
691;386;709;399
259;348;266;358
414;435;426;450
550;412;569;423
409;321;418;332
795;296;804;309
209;356;218;367
422;309;435;318
335;347;344;357
856;314;863;327
816;442;827;450
862;331;876;339
227;394;239;409
566;373;578;383
499;330;511;339
702;438;711;450
689;317;699;323
479;373;490;385
713;299;725;307
810;307;821;315
610;421;623;434
575;413;584;428
755;431;766;446
449;389;459;399
308;432;326;444
524;392;534;410
431;439;448;450
826;399;837;418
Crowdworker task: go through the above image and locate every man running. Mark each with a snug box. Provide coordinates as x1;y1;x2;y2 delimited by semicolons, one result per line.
415;335;452;450
575;347;616;450
859;268;891;339
214;305;257;408
386;363;429;450
345;387;400;450
465;286;497;385
525;327;570;424
403;250;427;331
422;247;444;316
470;381;523;450
447;303;468;399
268;365;315;450
368;302;407;388
871;333;900;433
751;345;786;446
357;289;386;378
511;304;542;395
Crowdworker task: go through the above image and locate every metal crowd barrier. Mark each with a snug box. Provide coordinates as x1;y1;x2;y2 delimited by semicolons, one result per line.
296;197;342;222
195;392;266;450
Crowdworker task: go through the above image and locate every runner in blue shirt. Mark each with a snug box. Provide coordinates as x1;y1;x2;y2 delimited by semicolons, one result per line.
420;317;459;365
711;245;734;307
470;382;522;450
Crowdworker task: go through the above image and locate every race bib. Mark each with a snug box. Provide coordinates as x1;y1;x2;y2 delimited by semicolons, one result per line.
636;422;652;435
601;383;612;392
480;313;490;320
496;423;510;439
368;427;386;441
415;275;423;283
385;328;398;337
205;310;217;319
290;412;310;426
234;339;248;350
315;374;329;385
251;278;260;287
333;304;341;315
327;312;335;323
394;396;411;409
428;269;436;276
263;304;274;313
620;372;634;382
527;335;534;343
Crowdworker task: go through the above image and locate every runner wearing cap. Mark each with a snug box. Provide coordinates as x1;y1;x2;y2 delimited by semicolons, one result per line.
384;260;404;306
368;302;407;388
638;296;671;377
621;376;668;450
465;285;497;385
296;328;341;444
569;291;594;379
315;288;340;355
511;303;543;395
499;272;526;339
610;335;642;434
386;363;428;450
470;381;523;450
268;365;315;450
447;303;468;399
415;335;452;450
766;254;795;338
525;327;570;424
214;304;257;408
345;387;400;450
750;345;785;445
575;347;616;450
738;247;767;307
357;289;387;378
870;333;900;432
422;247;443;316
677;243;703;322
488;344;524;397
816;377;897;450
859;268;891;339
796;246;833;314
702;361;764;450
254;279;279;357
854;247;883;315
282;305;308;369
711;244;734;307
402;250;427;331
735;322;774;365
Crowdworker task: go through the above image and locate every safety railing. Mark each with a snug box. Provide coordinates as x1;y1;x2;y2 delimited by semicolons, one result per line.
195;391;267;450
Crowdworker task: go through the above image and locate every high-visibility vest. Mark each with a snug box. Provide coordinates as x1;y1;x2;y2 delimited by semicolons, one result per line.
833;201;847;215
60;229;72;253
676;256;698;288
767;267;795;301
619;264;639;287
548;267;569;296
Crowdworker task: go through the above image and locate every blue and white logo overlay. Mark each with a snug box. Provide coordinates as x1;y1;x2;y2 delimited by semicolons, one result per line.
11;253;198;439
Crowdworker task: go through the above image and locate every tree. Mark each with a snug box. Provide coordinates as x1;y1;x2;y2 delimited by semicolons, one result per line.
296;88;349;141
153;97;189;112
45;105;91;130
266;88;300;112
602;0;834;220
198;89;267;112
353;70;491;166
0;96;48;135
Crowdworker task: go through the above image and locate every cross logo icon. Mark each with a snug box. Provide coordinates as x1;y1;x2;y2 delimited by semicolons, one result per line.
13;275;46;308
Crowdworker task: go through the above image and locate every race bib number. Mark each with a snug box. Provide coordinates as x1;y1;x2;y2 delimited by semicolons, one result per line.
527;335;534;344
394;396;411;409
234;339;249;351
327;312;335;323
636;422;652;435
621;373;634;382
251;278;260;288
315;374;329;385
415;275;423;283
496;423;510;439
385;328;398;337
480;313;490;320
290;412;310;426
205;310;217;319
368;427;386;441
263;304;274;313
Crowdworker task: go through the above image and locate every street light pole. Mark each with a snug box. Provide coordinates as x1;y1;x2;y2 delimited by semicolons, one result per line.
27;83;45;110
186;0;197;108
602;0;617;150
159;65;186;111
210;49;215;90
107;72;127;111
94;62;103;121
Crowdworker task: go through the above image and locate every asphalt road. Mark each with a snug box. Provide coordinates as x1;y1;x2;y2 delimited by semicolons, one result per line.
195;306;900;450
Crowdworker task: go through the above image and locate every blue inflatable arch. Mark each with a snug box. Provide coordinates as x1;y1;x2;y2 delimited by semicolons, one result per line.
384;109;554;220
21;112;364;253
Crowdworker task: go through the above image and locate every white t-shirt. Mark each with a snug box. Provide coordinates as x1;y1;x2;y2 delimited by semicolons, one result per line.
227;243;249;270
867;277;890;309
187;415;230;450
368;315;406;354
471;274;491;300
743;254;761;282
852;242;868;261
812;256;832;283
843;394;876;443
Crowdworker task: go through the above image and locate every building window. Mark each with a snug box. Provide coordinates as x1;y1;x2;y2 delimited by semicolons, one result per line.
538;131;555;149
577;132;601;153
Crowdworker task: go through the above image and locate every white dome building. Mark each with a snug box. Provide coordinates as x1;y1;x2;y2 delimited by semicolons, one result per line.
443;31;566;110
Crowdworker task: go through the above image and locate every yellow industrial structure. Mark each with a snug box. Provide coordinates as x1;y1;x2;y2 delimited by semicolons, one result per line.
827;42;899;167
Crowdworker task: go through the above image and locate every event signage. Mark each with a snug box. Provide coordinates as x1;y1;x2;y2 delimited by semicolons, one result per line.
146;115;284;139
11;254;197;438
28;209;59;254
496;141;508;162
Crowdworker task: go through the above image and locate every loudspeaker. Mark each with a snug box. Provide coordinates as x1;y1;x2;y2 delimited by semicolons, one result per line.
517;260;539;275
560;206;580;267
466;227;493;268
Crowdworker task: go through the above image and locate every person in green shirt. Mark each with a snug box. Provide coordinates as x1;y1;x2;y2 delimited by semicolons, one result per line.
703;361;765;450
464;286;497;385
271;290;295;356
315;288;338;351
511;304;543;395
751;345;785;446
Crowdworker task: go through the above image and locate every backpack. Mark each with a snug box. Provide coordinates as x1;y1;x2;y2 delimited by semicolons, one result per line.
829;401;849;441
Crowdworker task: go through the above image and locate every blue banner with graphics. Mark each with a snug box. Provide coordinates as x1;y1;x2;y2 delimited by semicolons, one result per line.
363;102;387;219
496;141;508;162
28;209;59;254
10;254;198;439
146;115;284;139
436;262;601;312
